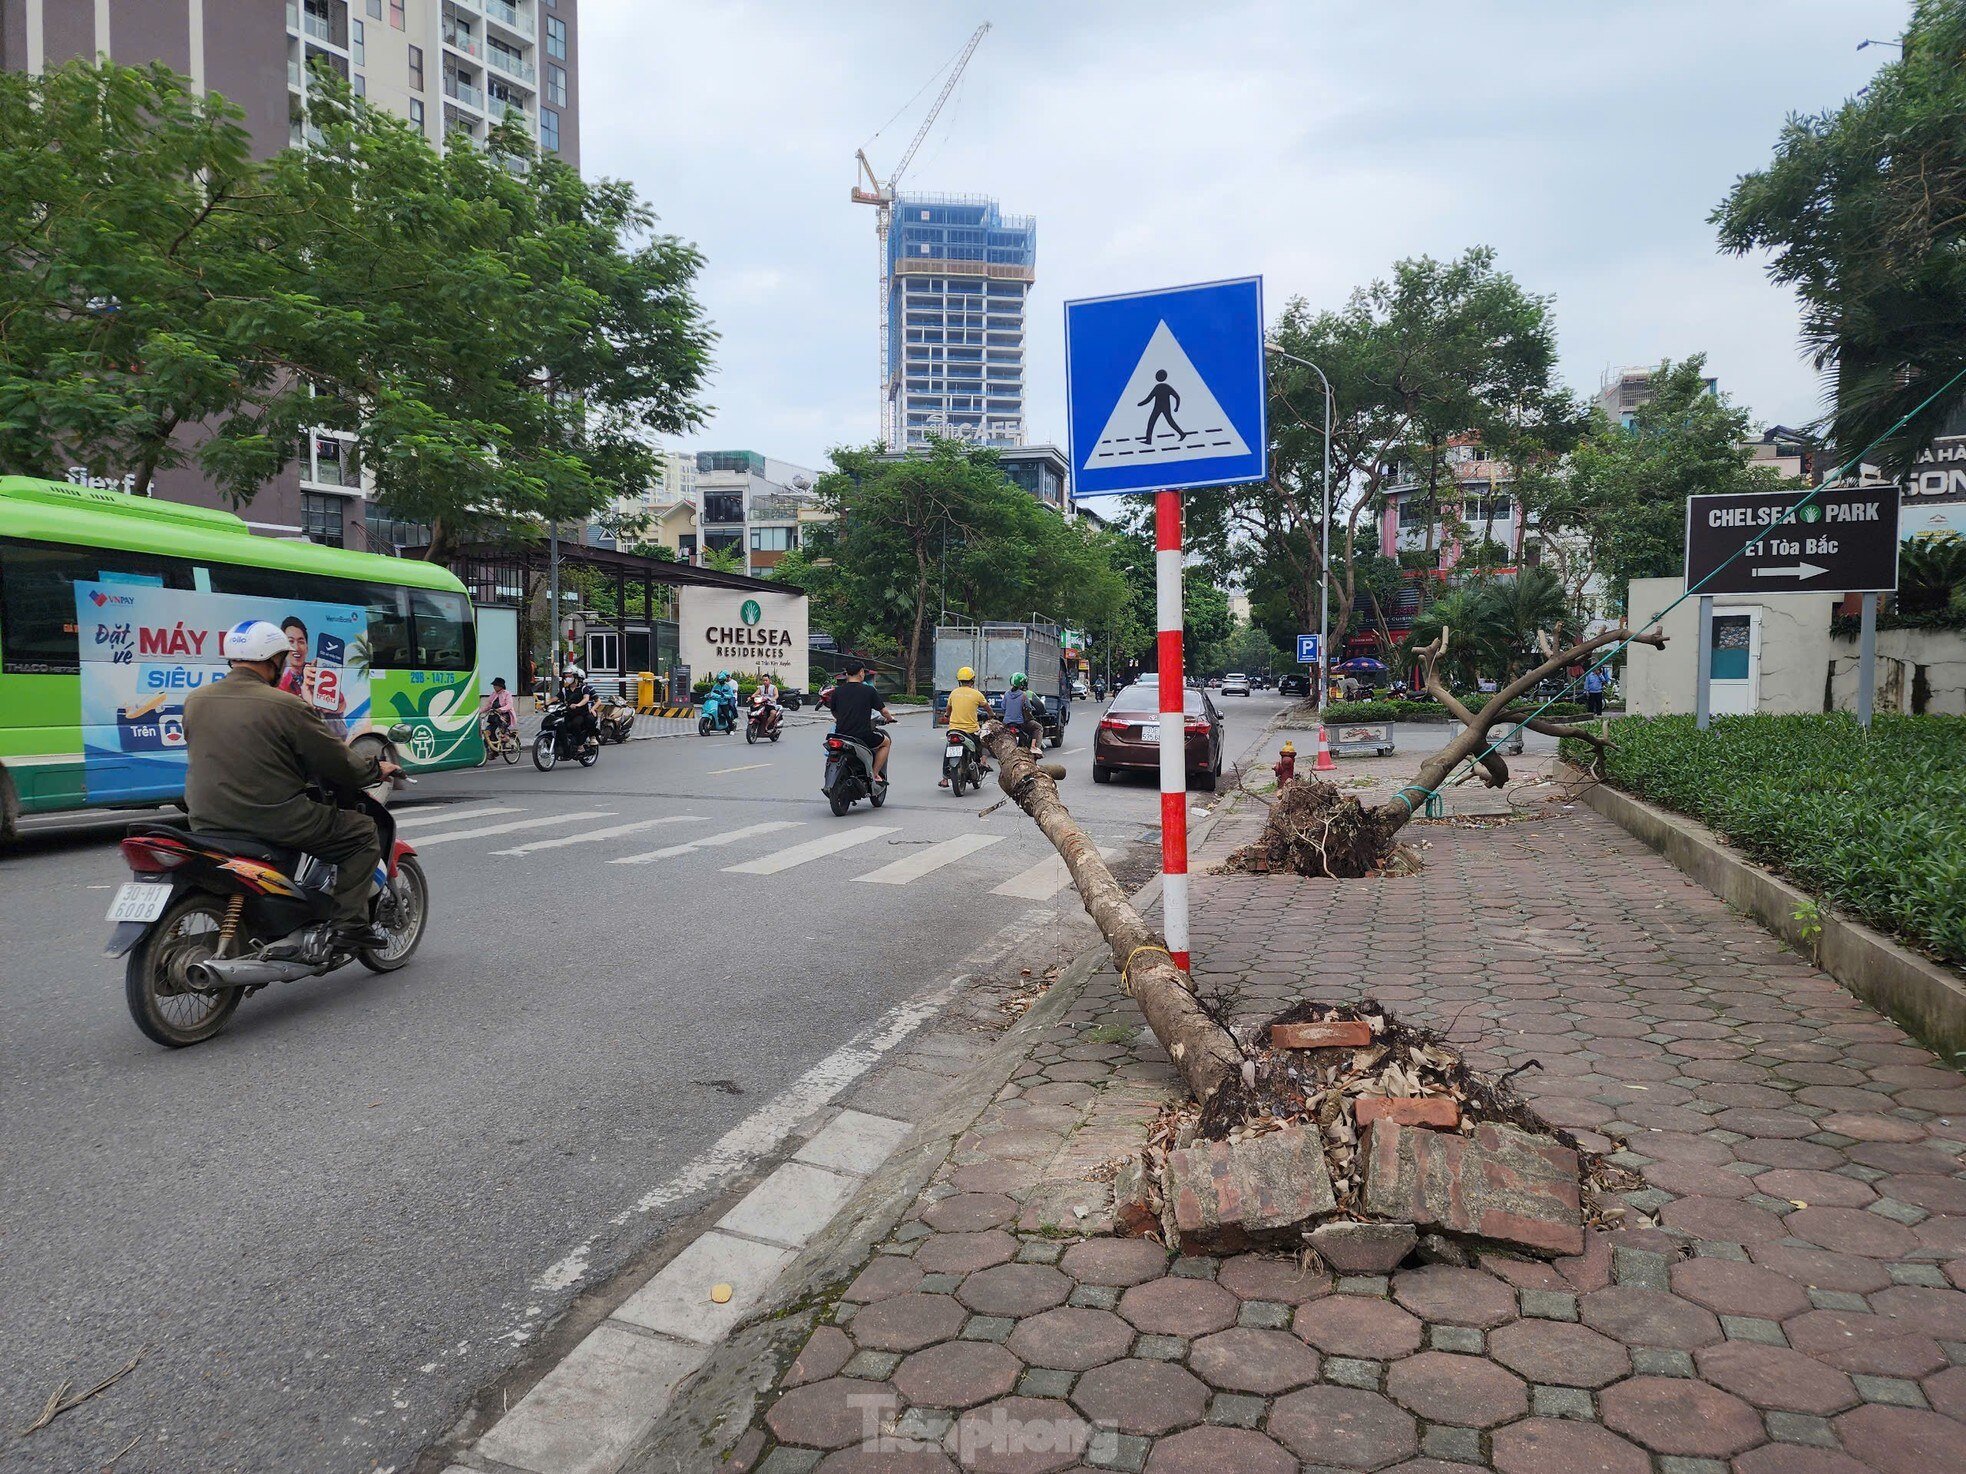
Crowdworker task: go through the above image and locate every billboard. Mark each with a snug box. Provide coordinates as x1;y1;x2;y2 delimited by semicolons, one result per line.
676;586;809;687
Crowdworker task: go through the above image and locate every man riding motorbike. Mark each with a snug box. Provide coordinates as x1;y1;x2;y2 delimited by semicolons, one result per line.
940;665;992;788
555;665;600;752
830;658;894;783
1000;672;1044;755
182;620;403;953
751;673;782;736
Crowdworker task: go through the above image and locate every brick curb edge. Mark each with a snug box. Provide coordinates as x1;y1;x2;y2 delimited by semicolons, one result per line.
1566;762;1966;1059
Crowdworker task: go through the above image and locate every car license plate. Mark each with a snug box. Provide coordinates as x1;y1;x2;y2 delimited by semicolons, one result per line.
106;882;171;924
1139;723;1160;742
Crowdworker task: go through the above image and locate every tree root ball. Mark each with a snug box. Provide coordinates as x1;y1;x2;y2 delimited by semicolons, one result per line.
1225;778;1406;879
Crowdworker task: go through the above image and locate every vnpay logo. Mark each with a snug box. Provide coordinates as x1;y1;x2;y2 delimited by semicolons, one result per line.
89;591;136;607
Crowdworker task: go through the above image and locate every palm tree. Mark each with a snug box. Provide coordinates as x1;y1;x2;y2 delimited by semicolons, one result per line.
1407;586;1508;691
1484;567;1571;677
1896;535;1966;618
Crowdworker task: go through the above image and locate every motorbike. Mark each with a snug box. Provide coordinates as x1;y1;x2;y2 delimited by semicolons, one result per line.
698;688;738;736
822;717;890;816
942;728;984;797
107;731;430;1048
745;694;782;745
535;701;601;770
597;694;637;745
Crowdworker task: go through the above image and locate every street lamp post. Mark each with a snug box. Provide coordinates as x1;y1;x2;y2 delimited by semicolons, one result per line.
1263;345;1334;712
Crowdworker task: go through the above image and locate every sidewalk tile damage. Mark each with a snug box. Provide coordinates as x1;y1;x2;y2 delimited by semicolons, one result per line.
655;788;1966;1474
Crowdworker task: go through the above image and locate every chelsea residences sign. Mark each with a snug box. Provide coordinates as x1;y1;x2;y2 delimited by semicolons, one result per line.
677;587;810;682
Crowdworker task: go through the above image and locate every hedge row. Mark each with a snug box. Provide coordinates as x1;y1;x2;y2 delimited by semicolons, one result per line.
1562;714;1966;970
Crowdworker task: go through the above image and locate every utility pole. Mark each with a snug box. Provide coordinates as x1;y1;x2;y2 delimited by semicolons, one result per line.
1265;345;1334;710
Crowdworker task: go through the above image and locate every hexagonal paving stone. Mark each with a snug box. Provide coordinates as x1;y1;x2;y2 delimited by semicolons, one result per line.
1216;1252;1331;1304
1888;1174;1966;1217
949;1161;1035;1195
1294;1294;1425;1359
1486;1319;1630;1389
1818;1113;1928;1143
1657;1194;1790;1243
1057;1238;1168;1287
1142;1425;1297;1474
1754;1168;1880;1208
848;1256;930;1303
1926;1363;1966;1420
958;1264;1072;1317
1668;1257;1812;1320
1578;1285;1722;1349
1693;1340;1859;1415
922;1193;1018;1232
914;1230;1018;1277
893;1340;1021;1409
1003;1306;1133;1371
1268;1384;1419;1470
851;1293;969;1352
1490;1418;1650;1474
1787;1205;1923;1259
1747;1242;1894;1294
1070;1357;1208;1436
788;1326;856;1387
767;1377;901;1450
1187;1327;1320;1394
1116;1276;1240;1337
1783;1308;1948;1378
1870;1283;1966;1341
1731;1447;1870;1474
1832;1402;1966;1474
1390;1266;1519;1328
814;1446;956;1473
946;1394;1090;1474
1598;1375;1764;1458
1384;1350;1528;1428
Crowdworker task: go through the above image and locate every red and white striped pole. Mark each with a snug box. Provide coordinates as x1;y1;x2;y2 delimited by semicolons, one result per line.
1155;489;1190;973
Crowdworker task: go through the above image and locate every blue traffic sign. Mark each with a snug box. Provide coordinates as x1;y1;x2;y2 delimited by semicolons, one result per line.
1296;633;1320;665
1065;276;1267;499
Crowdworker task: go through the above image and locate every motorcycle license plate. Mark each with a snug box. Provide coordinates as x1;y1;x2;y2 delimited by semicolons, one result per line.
1139;723;1160;742
106;881;171;924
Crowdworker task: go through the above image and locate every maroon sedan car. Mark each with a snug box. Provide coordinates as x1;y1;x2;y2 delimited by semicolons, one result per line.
1092;678;1224;791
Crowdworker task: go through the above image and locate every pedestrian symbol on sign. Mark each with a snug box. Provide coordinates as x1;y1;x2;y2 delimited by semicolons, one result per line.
1082;321;1251;473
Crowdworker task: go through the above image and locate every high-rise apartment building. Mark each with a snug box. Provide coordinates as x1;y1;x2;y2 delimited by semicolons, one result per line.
0;0;580;549
886;194;1034;451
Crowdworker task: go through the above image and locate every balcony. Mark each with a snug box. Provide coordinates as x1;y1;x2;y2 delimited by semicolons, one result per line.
301;8;336;45
484;0;534;36
486;47;535;84
443;25;483;58
288;58;304;89
444;76;485;109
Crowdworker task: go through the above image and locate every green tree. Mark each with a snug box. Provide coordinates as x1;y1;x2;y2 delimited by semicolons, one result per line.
1483;567;1572;678
1519;357;1793;611
1714;0;1966;475
700;544;747;575
1406;587;1508;690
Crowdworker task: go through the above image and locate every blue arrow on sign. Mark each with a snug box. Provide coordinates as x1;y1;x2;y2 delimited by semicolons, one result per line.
1065;277;1267;499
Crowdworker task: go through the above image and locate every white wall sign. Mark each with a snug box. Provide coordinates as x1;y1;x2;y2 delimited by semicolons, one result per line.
677;585;809;683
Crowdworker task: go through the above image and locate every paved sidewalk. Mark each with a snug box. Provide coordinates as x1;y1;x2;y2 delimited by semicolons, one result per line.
700;787;1966;1473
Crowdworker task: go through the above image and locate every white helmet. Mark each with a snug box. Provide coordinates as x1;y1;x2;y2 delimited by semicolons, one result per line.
563;664;585;680
222;619;290;662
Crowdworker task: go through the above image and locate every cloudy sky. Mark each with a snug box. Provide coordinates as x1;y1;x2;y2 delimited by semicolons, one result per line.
580;0;1906;474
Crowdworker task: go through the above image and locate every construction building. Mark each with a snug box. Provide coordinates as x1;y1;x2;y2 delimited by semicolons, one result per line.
0;0;580;551
886;194;1035;451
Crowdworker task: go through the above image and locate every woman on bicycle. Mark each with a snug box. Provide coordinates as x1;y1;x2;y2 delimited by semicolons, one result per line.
482;677;517;745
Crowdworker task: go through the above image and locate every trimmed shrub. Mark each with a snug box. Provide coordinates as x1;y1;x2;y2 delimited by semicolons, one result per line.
1562;714;1966;969
1319;696;1589;724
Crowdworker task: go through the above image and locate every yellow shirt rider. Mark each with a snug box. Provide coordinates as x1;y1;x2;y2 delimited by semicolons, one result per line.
941;667;992;787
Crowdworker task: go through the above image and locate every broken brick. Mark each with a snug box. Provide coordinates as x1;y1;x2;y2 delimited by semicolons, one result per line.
1355;1096;1460;1130
1271;1020;1373;1050
1113;1157;1160;1239
1164;1125;1336;1252
1310;1220;1417;1276
1362;1119;1583;1259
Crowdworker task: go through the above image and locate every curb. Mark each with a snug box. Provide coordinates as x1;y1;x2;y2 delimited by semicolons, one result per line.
618;941;1111;1474
1565;764;1966;1060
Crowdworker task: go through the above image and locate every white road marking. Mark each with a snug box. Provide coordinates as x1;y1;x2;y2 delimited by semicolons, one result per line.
853;832;1005;886
706;762;773;776
990;844;1119;901
411;811;615;846
392;804;521;829
723;826;899;876
608;820;803;866
491;815;706;857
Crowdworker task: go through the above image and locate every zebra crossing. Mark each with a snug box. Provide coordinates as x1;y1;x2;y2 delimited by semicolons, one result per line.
392;800;1116;899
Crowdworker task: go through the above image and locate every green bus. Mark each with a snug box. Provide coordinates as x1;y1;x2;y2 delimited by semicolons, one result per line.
0;475;483;842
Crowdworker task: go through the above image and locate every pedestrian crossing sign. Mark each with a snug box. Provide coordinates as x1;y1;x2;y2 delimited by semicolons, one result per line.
1065;276;1266;499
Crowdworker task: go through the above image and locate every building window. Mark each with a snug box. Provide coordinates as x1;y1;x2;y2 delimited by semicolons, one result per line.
301;493;344;548
702;491;744;525
353;72;366;96
545;15;567;58
539;108;559;152
407;44;423;90
389;0;405;27
366;0;381;15
1397;498;1432;530
546;63;567;106
749;527;792;552
408;98;425;131
351;19;364;63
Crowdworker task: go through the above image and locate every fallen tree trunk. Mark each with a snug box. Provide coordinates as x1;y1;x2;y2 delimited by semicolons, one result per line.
1228;624;1667;879
978;719;1246;1109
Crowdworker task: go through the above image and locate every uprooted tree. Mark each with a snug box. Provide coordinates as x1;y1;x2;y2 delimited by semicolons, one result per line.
1229;622;1666;879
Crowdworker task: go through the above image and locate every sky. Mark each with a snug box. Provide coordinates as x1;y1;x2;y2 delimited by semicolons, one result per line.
579;0;1909;475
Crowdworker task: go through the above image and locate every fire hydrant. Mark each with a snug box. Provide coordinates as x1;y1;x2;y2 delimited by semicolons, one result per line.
1273;740;1297;784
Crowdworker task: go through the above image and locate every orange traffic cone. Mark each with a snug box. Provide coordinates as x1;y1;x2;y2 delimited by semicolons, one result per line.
1314;723;1337;772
